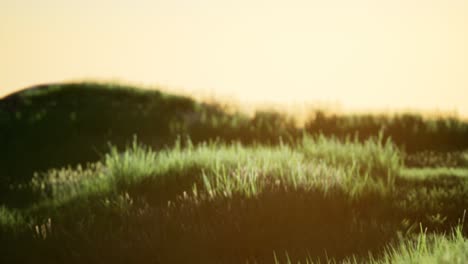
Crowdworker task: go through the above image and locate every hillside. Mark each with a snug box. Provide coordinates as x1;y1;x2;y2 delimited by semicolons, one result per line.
1;82;468;263
1;83;200;187
1;135;468;263
2;82;468;206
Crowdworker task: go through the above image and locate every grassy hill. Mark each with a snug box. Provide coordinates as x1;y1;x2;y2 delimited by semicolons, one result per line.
1;82;468;263
2;82;467;186
1;135;468;263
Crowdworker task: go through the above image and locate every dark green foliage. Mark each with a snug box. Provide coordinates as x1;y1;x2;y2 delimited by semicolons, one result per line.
305;112;468;153
405;151;468;168
1;82;468;263
2;82;468;197
1;140;467;263
0;83;199;205
1;83;193;182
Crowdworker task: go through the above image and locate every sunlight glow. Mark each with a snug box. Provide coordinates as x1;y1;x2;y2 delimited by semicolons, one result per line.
1;0;467;115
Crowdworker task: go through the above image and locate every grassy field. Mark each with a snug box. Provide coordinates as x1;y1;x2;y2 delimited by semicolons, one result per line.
1;83;468;263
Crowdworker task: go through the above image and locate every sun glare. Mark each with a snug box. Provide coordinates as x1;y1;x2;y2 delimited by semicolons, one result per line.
1;0;467;116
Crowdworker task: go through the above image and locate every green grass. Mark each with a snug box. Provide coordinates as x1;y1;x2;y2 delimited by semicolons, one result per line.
275;225;468;263
404;151;468;168
10;134;401;207
2;82;468;263
2;82;468;198
378;225;468;264
401;167;468;180
1;135;467;263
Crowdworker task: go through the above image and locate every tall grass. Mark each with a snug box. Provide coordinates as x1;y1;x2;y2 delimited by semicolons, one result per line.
379;225;468;264
2;82;468;196
274;224;468;264
22;134;401;207
1;135;467;263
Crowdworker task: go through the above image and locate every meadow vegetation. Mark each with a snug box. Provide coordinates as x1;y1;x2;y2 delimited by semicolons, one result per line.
1;82;468;263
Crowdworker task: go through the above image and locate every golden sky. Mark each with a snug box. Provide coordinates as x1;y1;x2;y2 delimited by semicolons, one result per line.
1;0;467;115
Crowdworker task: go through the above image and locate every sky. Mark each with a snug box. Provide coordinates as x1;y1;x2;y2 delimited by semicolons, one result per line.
1;0;467;116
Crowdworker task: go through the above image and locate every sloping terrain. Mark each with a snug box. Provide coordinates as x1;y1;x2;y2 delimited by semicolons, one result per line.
2;82;467;192
1;82;468;263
